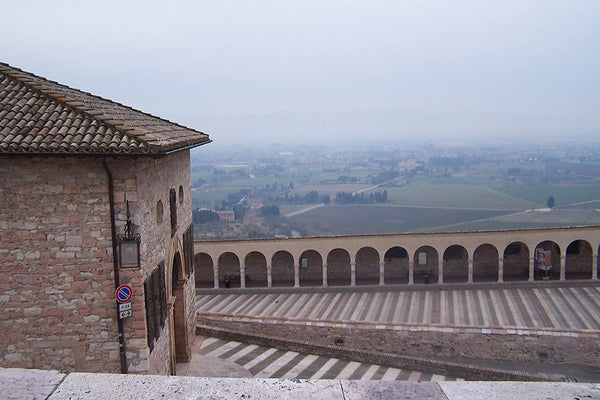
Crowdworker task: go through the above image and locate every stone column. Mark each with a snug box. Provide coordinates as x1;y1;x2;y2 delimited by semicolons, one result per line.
213;265;219;289
467;259;474;283
322;263;328;287
267;265;272;288
294;264;300;288
379;261;385;286
560;255;566;281
529;257;535;282
408;261;414;285
498;258;504;283
350;262;356;287
593;255;598;280
438;259;444;284
240;265;246;288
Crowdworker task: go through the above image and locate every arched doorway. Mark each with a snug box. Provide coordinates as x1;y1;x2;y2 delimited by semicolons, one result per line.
298;250;323;287
327;248;351;286
384;246;409;284
503;242;529;281
413;246;438;283
473;244;499;282
272;251;294;287
534;241;560;281
443;245;468;283
170;252;190;373
355;247;380;285
566;240;593;280
194;252;213;288
245;251;267;287
217;252;240;288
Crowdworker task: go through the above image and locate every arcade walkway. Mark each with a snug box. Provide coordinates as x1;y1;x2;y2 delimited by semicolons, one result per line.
197;281;600;331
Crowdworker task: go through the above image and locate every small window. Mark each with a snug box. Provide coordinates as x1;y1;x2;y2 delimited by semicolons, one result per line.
170;188;177;236
156;200;164;224
178;185;184;204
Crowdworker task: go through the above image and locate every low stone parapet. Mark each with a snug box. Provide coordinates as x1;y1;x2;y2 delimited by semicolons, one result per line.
197;311;600;381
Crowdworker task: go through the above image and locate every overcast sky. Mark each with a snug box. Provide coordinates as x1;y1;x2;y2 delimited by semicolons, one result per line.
2;1;599;145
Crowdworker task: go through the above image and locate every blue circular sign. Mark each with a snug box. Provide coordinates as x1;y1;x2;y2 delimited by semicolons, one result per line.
115;284;133;303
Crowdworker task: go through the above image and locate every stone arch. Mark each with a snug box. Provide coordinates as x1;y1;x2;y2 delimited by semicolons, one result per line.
473;244;499;282
413;246;438;283
194;252;214;288
566;240;593;280
384;246;409;284
217;252;240;288
245;251;267;287
443;245;468;283
327;248;351;286
355;247;380;285
534;241;560;281
271;250;294;287
503;242;529;281
170;251;190;367
299;250;323;287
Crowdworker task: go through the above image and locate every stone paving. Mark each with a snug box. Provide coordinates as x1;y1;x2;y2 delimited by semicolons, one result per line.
181;336;462;381
196;282;600;330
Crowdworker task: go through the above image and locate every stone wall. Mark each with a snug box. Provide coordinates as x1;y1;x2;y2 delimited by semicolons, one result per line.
0;156;118;372
197;313;600;378
0;151;196;374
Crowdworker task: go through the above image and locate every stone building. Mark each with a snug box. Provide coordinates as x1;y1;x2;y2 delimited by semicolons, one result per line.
0;63;210;374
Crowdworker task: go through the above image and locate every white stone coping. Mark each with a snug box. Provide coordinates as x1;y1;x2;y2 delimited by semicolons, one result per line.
197;311;600;338
1;368;599;400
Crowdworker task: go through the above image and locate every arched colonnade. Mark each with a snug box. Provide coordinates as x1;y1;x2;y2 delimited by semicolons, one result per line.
194;227;600;289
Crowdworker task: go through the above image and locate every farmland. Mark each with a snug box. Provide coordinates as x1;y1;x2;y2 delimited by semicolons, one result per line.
190;140;600;239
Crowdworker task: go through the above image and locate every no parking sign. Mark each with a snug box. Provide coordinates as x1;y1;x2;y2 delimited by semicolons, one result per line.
115;284;133;319
115;284;133;303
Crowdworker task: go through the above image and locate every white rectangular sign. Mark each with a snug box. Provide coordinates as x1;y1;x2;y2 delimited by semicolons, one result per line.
118;302;132;319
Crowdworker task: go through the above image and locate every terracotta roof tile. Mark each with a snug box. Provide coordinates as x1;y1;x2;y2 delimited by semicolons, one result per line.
0;62;210;155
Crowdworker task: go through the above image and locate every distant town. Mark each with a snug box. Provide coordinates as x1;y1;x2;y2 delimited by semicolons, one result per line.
190;138;600;240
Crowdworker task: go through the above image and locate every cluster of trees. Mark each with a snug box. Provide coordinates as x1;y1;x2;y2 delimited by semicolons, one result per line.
282;190;331;204
335;190;388;204
368;170;398;184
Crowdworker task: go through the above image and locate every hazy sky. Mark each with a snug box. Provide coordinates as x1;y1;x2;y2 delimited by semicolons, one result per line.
2;1;599;145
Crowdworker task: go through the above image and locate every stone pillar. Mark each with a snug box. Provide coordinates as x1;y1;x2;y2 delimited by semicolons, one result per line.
350;262;356;287
408;261;414;285
322;263;328;287
498;258;504;283
467;259;474;283
379;261;385;286
294;264;300;288
593;255;598;280
529;257;535;282
267;265;272;288
213;265;219;289
438;259;444;284
240;265;246;288
560;255;566;281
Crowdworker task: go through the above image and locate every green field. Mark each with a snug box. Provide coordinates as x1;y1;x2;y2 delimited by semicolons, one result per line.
288;205;511;235
495;184;600;207
381;183;536;210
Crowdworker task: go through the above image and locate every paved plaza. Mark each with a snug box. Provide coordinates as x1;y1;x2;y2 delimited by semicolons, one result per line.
196;282;600;331
187;282;600;381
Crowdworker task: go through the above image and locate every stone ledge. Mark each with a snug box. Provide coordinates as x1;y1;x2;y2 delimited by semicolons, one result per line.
1;367;599;400
197;311;600;338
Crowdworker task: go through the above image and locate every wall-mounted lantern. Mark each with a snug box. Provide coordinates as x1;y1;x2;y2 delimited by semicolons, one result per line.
118;201;141;269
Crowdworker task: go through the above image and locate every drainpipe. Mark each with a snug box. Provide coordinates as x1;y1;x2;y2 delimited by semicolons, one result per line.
102;158;128;374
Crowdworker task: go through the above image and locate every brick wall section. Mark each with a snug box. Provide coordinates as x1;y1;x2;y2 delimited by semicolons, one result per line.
0;156;118;372
198;313;600;379
0;151;196;374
